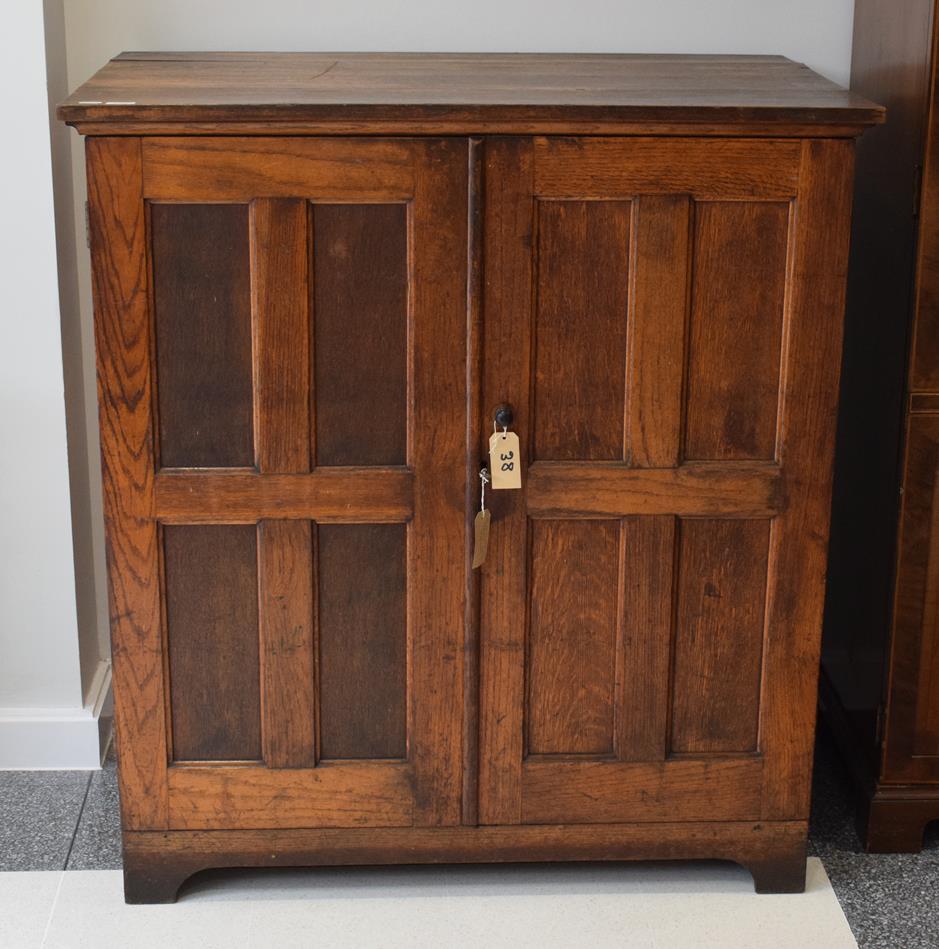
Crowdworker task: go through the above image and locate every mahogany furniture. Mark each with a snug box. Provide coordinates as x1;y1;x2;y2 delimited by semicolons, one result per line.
823;0;939;852
58;52;881;902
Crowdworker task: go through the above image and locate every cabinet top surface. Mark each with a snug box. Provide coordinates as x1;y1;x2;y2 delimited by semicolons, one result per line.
58;51;883;134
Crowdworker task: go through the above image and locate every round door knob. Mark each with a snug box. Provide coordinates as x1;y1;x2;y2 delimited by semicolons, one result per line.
493;404;514;430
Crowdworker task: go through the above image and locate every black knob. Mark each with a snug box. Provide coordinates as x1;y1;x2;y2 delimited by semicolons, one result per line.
493;404;514;430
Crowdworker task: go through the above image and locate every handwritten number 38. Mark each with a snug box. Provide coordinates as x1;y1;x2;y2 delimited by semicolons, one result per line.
500;450;515;472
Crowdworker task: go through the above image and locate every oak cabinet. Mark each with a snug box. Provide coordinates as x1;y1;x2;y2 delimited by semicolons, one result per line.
58;52;880;902
823;0;939;852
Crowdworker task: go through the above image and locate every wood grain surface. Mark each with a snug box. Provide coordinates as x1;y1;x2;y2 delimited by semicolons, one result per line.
532;199;630;461
151;202;253;468
58;52;882;135
526;520;619;756
684;201;789;461
670;519;770;754
163;525;261;762
312;203;408;466
317;524;407;760
87;137;169;828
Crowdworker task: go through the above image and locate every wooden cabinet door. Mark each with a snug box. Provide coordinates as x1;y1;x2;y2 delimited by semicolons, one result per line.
883;414;939;783
88;137;467;831
478;137;854;825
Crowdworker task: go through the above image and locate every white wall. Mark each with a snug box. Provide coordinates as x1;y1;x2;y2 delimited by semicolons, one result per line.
7;0;856;767
0;1;78;707
0;0;110;769
62;0;856;88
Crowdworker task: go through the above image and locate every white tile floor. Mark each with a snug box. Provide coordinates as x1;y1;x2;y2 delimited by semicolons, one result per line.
0;857;856;949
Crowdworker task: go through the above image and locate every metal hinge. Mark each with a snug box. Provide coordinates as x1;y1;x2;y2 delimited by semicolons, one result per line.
84;200;91;249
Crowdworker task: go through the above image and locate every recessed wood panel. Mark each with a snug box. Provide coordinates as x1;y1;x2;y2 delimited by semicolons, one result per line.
312;204;407;467
533;200;630;461
527;520;620;756
670;519;770;754
164;525;260;762
684;201;789;461
317;524;407;759
151;203;253;468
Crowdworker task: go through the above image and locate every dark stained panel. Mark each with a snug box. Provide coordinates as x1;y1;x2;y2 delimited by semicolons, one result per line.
317;524;407;759
533;200;630;461
527;519;620;755
684;201;789;461
312;204;408;466
164;525;261;761
151;203;253;468
670;518;770;754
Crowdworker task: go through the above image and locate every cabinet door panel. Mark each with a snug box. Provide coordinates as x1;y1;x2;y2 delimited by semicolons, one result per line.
533;200;630;461
151;203;254;468
684;201;789;461
479;137;852;825
91;137;467;830
317;523;408;760
164;525;261;763
670;519;770;754
312;203;408;466
527;520;620;756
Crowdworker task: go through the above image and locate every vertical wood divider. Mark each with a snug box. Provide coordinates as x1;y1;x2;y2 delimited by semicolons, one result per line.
252;198;311;473
409;140;469;826
615;516;677;762
463;138;484;825
478;138;535;825
252;198;317;769
626;194;691;468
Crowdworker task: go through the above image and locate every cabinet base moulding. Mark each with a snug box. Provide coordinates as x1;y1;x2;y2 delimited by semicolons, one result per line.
122;820;808;903
861;793;939;853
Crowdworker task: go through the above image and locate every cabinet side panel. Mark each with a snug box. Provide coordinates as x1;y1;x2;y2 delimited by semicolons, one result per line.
670;518;770;754
684;201;789;461
87;137;169;828
317;524;408;760
312;203;408;467
164;525;261;762
527;520;619;756
761;139;855;818
532;200;630;461
151;203;253;468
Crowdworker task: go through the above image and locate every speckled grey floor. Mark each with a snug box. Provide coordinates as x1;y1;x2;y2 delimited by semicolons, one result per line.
808;727;939;949
0;747;121;873
1;735;936;948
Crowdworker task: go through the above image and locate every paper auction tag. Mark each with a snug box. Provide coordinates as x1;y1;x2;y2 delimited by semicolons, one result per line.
489;431;521;490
